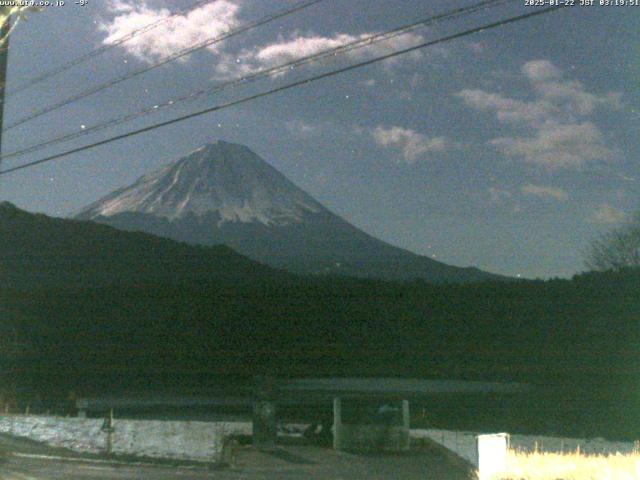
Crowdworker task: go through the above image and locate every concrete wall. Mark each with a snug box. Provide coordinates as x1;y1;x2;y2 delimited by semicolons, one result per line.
0;415;251;463
411;429;478;465
477;433;509;480
475;432;639;480
333;398;410;452
335;424;410;452
411;428;638;469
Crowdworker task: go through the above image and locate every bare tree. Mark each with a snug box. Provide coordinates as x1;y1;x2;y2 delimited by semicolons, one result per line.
586;211;640;271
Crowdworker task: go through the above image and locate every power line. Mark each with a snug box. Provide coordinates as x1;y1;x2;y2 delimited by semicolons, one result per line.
0;4;569;177
0;0;511;163
3;0;324;131
5;0;215;97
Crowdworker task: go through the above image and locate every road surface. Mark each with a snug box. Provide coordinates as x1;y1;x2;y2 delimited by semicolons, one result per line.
0;435;474;479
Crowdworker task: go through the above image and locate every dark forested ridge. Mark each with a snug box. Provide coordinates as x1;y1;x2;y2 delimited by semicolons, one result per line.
0;201;280;289
7;271;638;385
2;203;640;438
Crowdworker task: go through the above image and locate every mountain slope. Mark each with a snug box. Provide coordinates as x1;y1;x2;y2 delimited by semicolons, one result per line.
75;140;503;283
0;201;277;290
77;142;324;225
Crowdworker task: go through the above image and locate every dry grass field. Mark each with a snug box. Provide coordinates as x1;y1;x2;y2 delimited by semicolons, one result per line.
489;449;640;480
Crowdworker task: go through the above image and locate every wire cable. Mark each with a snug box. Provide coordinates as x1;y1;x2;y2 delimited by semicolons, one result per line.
0;0;512;163
0;4;569;177
3;0;324;131
5;0;215;97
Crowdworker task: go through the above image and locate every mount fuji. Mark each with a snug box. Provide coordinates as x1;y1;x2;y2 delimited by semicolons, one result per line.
75;141;501;283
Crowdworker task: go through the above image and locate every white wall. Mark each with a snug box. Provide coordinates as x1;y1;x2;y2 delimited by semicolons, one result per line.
411;429;478;465
0;416;107;453
0;415;251;463
411;428;637;469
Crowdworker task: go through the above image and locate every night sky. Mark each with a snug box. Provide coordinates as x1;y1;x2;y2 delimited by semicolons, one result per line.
1;0;638;279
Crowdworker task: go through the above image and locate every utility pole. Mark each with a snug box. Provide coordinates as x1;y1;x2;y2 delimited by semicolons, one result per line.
0;7;9;411
0;7;10;161
0;6;39;166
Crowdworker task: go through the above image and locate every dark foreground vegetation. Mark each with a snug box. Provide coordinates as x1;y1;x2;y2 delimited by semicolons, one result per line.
1;203;639;439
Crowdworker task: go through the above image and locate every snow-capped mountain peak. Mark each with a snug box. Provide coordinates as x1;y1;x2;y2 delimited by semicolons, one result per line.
75;140;502;283
76;141;324;226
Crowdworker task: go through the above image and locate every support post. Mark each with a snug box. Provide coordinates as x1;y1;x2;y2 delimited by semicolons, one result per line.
252;375;277;450
101;408;115;456
332;396;342;450
401;399;410;450
401;399;409;429
76;398;88;418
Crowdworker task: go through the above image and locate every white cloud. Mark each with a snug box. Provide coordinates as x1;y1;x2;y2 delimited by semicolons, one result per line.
521;59;562;83
521;183;568;201
523;60;622;116
100;0;240;63
373;126;447;164
108;0;135;13
251;33;363;67
457;89;555;126
591;203;626;224
364;31;427;66
491;122;612;169
285;120;320;137
457;60;620;169
216;30;426;79
101;3;428;80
